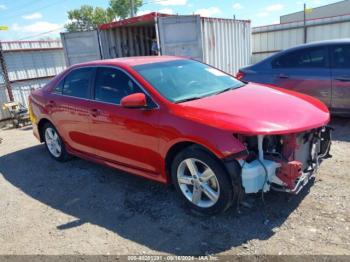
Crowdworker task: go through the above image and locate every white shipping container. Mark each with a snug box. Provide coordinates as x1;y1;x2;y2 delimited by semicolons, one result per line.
63;13;251;75
201;17;251;75
61;31;102;66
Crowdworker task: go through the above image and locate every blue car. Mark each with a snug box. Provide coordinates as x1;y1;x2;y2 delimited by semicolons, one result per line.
237;40;350;115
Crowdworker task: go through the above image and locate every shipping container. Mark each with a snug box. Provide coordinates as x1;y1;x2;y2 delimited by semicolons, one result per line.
62;13;251;75
252;13;350;63
61;31;102;66
100;13;251;75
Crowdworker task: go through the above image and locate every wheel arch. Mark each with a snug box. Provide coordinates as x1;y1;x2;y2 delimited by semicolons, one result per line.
37;118;53;142
164;140;233;184
164;140;243;199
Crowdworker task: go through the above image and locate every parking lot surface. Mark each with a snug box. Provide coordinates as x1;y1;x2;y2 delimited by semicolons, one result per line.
0;118;350;255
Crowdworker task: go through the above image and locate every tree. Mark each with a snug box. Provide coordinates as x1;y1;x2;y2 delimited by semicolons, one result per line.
65;1;143;32
109;0;143;19
65;5;115;32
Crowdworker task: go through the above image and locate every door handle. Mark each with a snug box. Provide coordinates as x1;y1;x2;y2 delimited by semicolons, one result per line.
335;76;350;82
90;108;101;117
278;73;289;79
47;100;56;108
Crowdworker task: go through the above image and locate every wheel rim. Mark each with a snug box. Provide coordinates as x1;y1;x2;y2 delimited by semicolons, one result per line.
45;127;62;158
177;158;220;208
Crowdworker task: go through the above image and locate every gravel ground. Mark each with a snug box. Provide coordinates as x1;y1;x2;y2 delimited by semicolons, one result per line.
0;117;349;256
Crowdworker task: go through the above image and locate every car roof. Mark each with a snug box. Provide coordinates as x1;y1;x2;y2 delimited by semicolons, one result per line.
253;39;350;66
73;56;187;68
282;39;350;52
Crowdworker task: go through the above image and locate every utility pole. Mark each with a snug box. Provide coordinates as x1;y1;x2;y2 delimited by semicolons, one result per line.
0;42;13;102
130;0;135;17
303;3;307;43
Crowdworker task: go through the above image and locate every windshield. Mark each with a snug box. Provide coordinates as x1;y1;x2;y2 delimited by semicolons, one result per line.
133;59;245;103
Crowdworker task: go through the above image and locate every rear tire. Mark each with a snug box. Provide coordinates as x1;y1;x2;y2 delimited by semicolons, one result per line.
43;122;70;162
171;146;234;215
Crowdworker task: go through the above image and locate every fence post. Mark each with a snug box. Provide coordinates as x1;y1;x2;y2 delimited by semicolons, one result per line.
0;42;13;101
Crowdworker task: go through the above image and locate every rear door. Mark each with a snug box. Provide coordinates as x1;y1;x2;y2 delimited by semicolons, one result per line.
271;46;332;107
48;67;96;155
330;44;350;112
158;15;203;61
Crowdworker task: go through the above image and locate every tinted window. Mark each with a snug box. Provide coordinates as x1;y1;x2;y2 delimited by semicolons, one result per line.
52;79;63;94
133;60;244;103
331;45;350;68
63;68;93;98
272;47;326;68
94;67;143;104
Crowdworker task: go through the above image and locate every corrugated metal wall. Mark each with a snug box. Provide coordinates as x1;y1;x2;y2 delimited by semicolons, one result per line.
4;50;66;81
100;25;155;59
252;14;350;63
12;78;51;108
0;40;66;120
201;18;251;75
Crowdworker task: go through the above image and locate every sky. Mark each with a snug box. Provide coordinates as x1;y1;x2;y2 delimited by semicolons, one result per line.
0;0;342;40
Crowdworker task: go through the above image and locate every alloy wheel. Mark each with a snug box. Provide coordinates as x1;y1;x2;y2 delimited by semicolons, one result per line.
177;158;220;208
45;127;62;158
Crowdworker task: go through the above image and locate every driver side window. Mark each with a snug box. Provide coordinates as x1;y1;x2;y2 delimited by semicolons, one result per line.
94;67;143;104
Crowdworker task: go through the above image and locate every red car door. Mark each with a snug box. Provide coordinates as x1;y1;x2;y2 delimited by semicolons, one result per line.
48;67;97;155
89;67;162;175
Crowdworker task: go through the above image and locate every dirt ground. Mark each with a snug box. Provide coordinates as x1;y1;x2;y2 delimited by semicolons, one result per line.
0;117;349;256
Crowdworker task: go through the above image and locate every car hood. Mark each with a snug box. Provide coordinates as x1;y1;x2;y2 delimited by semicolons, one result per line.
176;83;330;135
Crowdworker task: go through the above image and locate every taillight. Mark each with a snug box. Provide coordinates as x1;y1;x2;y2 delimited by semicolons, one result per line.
236;71;245;80
28;98;36;124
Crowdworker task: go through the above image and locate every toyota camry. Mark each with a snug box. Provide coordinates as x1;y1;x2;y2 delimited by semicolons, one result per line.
29;56;332;215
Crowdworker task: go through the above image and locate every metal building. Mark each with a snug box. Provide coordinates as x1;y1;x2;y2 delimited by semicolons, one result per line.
0;40;66;120
280;0;350;23
252;13;350;63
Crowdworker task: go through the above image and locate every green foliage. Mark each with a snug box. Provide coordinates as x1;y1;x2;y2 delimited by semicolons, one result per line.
65;1;143;32
65;5;115;32
109;0;143;19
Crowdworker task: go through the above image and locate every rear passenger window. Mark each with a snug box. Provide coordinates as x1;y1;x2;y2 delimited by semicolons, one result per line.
331;45;350;68
272;47;327;68
63;68;93;99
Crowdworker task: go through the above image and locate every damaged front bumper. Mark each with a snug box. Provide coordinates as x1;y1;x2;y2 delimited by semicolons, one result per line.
237;126;333;195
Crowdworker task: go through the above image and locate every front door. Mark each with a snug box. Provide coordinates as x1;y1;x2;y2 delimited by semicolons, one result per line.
330;44;350;112
271;46;332;107
90;67;161;174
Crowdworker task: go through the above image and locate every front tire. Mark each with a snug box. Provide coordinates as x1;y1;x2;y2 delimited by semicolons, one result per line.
171;146;234;215
43;122;70;162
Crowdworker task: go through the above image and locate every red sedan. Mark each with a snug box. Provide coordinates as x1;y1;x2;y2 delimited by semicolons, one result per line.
29;56;332;215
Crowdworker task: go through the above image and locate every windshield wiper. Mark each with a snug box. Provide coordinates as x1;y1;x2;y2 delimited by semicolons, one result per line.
210;84;246;96
175;96;204;103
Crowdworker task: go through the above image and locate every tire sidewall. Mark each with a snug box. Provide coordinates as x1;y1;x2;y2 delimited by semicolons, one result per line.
171;146;234;215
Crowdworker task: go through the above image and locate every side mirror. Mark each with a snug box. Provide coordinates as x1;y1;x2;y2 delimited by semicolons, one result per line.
121;93;147;108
